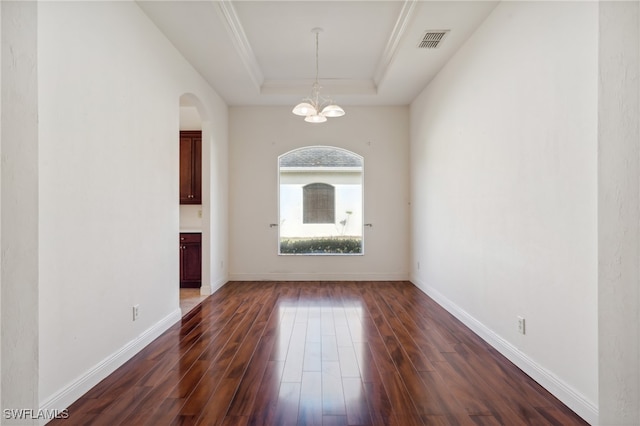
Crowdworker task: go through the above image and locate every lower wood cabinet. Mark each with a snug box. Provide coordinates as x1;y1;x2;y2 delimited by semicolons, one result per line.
180;233;201;288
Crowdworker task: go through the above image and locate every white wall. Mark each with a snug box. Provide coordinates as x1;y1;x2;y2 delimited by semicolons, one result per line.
180;105;203;131
0;2;3;415
1;2;39;421
37;1;227;412
597;2;640;424
410;2;598;423
229;106;409;280
200;100;229;295
180;205;203;231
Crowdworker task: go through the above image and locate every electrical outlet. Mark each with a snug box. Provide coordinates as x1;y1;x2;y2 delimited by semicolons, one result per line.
133;304;140;321
517;316;526;335
198;209;202;218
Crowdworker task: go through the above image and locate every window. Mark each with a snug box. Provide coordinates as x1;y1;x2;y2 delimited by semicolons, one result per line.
278;146;363;255
303;183;335;224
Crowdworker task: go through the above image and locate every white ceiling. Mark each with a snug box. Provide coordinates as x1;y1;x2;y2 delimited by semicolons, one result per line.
137;1;498;106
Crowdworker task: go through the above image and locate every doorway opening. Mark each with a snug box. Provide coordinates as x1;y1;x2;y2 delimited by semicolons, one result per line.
179;95;207;315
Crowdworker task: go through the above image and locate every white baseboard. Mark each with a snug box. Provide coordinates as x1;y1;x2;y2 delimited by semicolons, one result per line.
39;308;182;421
410;276;598;426
229;272;409;281
201;275;228;295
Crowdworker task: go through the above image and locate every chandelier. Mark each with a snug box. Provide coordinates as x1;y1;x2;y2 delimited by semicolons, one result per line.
292;28;345;123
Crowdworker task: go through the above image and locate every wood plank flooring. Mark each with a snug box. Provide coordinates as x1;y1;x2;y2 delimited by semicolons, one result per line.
51;281;588;425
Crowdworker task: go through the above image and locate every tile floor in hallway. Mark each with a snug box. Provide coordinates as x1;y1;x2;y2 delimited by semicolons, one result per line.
180;287;209;317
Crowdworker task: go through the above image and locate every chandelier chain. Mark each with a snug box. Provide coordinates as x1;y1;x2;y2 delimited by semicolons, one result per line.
315;30;319;84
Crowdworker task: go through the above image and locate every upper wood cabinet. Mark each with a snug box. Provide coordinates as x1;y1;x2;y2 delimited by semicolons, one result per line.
180;131;202;204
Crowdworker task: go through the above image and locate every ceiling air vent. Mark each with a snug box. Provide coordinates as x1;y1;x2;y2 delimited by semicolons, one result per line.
418;30;449;49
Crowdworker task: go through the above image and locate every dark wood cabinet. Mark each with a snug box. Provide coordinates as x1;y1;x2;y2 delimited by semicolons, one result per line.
180;131;202;204
180;233;201;288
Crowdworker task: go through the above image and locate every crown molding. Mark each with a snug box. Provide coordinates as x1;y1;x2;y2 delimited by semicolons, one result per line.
373;0;418;88
215;0;264;90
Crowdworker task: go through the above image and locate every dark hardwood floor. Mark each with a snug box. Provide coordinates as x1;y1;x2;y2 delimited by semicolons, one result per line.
52;281;588;425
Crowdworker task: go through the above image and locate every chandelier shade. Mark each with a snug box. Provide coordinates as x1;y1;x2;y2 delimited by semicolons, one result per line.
292;28;345;123
304;114;327;123
320;104;345;118
292;102;317;117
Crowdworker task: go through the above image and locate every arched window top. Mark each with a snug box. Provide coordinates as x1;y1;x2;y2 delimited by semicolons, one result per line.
279;146;362;168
